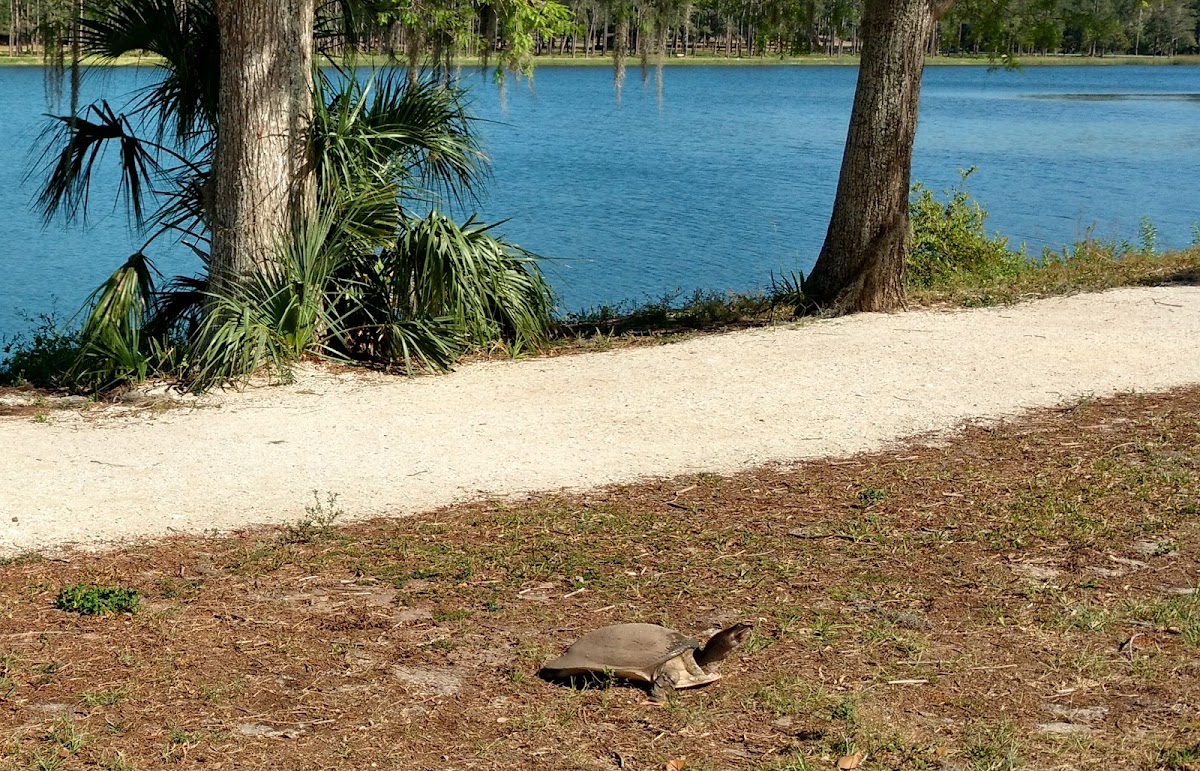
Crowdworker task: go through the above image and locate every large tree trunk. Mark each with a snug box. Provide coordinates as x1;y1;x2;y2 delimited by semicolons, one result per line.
804;0;950;313
210;0;316;292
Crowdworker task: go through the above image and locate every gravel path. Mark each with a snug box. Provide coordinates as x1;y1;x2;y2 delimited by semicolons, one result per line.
3;285;1199;555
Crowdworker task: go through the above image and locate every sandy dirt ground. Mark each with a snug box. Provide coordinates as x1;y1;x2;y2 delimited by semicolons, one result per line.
2;285;1198;555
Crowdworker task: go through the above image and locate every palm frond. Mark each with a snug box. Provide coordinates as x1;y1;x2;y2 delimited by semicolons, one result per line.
369;72;488;207
389;211;555;348
187;292;295;389
145;154;214;244
147;273;207;339
34;101;164;226
314;0;372;58
186;209;345;387
81;0;219;144
313;68;487;213
69;251;159;389
375;316;465;373
326;181;404;256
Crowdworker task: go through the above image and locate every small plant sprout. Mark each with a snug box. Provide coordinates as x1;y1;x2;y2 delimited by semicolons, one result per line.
82;688;127;707
30;751;64;771
48;719;86;754
162;726;200;761
1158;742;1200;770
830;696;858;722
281;490;344;543
102;752;136;771
856;487;886;507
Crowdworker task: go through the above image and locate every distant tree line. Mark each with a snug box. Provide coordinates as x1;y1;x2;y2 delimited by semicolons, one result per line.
3;0;1198;62
3;0;78;57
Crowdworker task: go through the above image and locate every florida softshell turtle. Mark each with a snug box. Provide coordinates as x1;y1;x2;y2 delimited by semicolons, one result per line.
540;622;752;701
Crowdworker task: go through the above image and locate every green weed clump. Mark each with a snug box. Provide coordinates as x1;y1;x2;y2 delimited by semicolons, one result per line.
907;168;1024;289
279;491;344;544
562;288;773;336
0;314;83;389
54;585;140;616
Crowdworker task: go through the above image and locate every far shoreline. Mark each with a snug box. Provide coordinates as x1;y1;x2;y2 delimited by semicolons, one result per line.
1;52;1198;68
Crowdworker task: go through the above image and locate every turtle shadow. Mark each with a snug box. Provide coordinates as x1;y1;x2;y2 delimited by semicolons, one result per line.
537;669;722;702
539;670;625;692
537;670;657;699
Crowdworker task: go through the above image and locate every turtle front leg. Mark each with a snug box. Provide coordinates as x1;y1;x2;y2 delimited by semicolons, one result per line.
683;651;706;677
648;671;676;704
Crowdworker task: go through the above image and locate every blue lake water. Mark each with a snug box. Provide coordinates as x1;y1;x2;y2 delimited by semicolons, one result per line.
1;64;1198;343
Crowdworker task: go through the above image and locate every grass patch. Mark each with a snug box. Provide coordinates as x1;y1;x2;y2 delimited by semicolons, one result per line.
101;752;136;771
0;53;161;67
1158;742;1200;770
81;689;126;707
47;719;85;755
911;241;1200;307
1123;594;1200;645
906;169;1200;306
962;721;1022;770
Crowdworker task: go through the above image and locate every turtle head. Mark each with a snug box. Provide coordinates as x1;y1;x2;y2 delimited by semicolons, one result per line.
694;622;753;670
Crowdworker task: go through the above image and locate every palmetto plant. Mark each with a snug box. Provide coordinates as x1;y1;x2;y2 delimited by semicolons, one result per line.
188;212;343;388
33;0;555;392
70;251;159;390
388;213;554;347
335;212;554;368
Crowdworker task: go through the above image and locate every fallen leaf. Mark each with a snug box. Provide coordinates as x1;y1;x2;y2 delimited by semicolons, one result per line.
838;751;867;769
666;758;686;771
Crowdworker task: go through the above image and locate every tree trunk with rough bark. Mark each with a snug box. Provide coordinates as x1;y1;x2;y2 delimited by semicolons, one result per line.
210;0;316;292
804;0;953;313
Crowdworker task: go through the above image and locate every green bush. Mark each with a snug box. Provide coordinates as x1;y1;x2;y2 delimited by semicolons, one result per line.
54;584;140;615
0;314;83;389
907;168;1024;289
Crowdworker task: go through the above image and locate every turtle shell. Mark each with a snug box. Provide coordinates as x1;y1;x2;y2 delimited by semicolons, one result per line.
540;623;699;683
